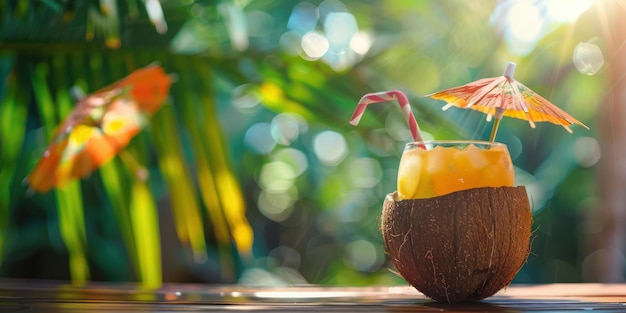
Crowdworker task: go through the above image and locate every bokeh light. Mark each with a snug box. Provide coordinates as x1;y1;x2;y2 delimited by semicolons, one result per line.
573;136;601;168
348;158;383;188
345;239;384;272
258;161;296;192
244;123;276;154
232;84;261;113
301;31;330;60
268;245;302;269
257;188;298;222
313;130;348;166
284;0;371;70
271;113;305;145
324;12;358;53
573;42;604;75
271;148;309;177
350;31;372;55
287;2;317;34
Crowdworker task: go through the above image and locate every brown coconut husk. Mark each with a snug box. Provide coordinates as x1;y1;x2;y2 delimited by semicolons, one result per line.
381;186;532;303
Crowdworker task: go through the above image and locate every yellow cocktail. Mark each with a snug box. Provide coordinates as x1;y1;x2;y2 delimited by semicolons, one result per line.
397;141;514;200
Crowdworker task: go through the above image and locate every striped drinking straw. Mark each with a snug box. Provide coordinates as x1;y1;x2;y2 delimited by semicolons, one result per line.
350;90;425;148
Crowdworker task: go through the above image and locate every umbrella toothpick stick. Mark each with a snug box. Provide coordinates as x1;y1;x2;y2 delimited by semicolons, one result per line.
488;108;505;142
350;90;426;148
488;62;516;142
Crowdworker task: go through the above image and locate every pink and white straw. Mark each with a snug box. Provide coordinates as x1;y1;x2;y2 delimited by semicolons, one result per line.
350;90;425;144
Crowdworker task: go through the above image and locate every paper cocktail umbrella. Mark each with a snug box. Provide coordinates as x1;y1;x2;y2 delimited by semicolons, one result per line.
26;64;172;193
427;62;588;142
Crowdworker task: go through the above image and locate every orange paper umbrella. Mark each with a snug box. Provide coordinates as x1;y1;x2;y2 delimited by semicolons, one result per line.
26;64;172;193
427;62;588;142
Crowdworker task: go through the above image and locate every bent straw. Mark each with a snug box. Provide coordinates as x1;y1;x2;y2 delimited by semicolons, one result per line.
350;90;426;147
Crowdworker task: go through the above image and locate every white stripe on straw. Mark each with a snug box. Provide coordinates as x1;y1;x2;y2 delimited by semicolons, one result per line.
350;90;425;145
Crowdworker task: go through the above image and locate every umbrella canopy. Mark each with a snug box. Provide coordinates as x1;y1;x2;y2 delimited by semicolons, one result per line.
26;64;172;193
427;62;588;141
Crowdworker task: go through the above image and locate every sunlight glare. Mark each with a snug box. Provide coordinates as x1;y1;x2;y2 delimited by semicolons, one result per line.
506;0;543;44
547;0;597;22
495;0;598;55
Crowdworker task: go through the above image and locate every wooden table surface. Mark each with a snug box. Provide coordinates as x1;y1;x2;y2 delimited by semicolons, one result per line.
0;281;624;312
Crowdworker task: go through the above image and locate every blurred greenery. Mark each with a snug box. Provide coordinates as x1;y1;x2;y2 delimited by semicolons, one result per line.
0;0;619;287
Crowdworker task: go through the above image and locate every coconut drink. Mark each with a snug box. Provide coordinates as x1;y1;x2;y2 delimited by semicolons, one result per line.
381;140;531;302
350;68;587;302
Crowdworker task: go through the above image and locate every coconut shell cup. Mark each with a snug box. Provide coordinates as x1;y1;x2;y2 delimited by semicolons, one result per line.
381;186;532;303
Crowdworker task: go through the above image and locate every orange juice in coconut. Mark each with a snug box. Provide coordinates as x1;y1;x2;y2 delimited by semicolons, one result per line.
397;141;514;200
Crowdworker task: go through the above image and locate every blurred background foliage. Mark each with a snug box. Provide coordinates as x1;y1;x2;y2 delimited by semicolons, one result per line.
0;0;623;287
